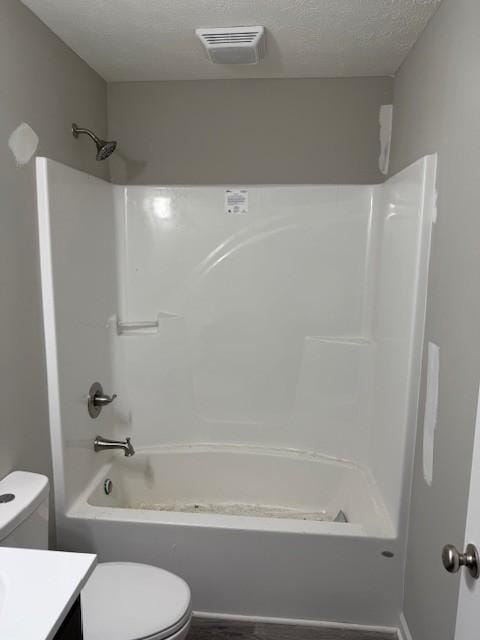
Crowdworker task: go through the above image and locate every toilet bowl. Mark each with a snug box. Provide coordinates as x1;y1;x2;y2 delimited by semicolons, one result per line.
81;562;192;640
0;471;192;640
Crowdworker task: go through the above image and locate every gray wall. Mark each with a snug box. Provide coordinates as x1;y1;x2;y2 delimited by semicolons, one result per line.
390;0;480;638
0;0;108;536
108;77;392;185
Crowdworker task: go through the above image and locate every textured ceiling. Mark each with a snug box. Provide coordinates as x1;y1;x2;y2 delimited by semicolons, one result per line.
21;0;442;81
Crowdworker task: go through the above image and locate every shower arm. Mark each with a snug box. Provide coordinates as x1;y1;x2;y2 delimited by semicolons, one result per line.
72;124;101;145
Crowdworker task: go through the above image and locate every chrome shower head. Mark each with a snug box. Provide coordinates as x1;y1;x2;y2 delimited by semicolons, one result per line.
72;123;117;161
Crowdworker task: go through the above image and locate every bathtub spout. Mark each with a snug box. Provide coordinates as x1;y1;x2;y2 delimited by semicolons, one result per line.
94;435;135;457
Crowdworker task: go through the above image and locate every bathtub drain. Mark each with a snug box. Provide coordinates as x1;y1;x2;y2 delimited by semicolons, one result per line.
104;478;113;495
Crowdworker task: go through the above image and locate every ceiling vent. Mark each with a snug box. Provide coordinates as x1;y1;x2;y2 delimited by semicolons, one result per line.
196;26;266;65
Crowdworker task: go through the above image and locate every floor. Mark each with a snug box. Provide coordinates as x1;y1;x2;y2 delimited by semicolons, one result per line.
187;618;398;640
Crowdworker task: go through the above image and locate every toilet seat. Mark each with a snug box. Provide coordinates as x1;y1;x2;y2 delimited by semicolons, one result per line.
81;562;192;640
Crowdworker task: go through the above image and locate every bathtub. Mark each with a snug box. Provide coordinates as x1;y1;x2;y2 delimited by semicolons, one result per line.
61;445;401;626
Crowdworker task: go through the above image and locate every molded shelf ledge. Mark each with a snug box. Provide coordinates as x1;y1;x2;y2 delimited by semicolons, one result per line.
117;312;180;335
306;336;373;345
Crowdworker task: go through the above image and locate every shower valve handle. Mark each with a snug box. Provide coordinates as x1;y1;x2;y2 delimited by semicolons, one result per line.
88;381;117;418
93;392;117;407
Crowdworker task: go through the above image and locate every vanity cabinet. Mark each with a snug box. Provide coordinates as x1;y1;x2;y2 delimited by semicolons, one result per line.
54;597;83;640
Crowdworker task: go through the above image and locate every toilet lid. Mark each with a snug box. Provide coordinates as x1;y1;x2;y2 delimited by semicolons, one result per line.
81;562;192;640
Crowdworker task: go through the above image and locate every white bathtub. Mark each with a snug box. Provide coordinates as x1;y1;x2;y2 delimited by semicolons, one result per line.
77;445;392;536
61;445;401;626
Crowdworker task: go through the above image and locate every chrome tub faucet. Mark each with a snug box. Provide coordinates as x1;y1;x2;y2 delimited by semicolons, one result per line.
94;435;135;457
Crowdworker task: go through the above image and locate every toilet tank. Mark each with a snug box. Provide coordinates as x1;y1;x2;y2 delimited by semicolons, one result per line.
0;471;49;549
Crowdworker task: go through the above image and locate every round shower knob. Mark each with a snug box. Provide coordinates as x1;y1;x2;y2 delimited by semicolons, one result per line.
442;543;480;579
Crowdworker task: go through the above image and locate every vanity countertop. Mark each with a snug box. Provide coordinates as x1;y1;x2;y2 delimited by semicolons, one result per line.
0;546;96;639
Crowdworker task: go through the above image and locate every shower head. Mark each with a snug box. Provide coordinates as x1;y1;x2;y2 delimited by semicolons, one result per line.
96;139;117;161
72;123;117;161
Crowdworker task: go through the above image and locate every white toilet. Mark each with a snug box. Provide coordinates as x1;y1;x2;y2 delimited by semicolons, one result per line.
82;562;192;640
0;471;193;640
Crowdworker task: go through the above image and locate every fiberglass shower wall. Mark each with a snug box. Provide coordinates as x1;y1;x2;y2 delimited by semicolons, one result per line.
37;155;435;534
112;157;435;531
113;185;374;462
36;158;119;513
369;157;436;530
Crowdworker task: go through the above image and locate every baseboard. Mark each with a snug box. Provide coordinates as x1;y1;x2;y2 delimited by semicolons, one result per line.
398;613;413;640
194;610;398;635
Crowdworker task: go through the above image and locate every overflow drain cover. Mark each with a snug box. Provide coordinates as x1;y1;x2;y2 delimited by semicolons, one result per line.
0;493;15;503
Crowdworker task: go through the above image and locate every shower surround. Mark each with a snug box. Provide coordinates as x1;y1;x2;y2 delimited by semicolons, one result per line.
36;156;436;627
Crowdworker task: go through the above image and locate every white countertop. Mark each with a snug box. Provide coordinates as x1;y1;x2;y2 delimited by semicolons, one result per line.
0;547;97;640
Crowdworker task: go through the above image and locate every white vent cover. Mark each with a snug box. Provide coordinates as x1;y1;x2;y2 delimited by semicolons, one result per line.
196;26;266;65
